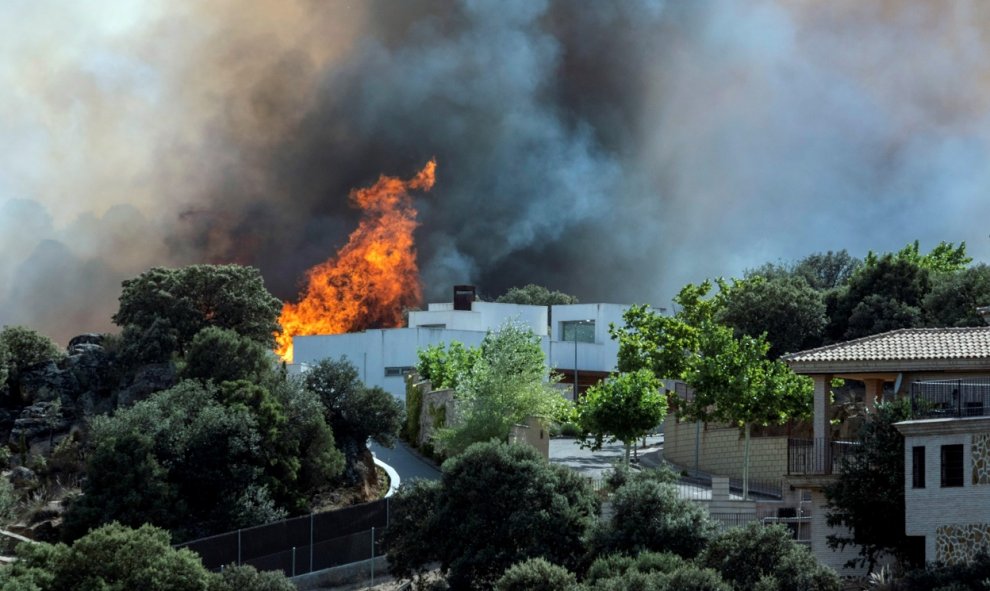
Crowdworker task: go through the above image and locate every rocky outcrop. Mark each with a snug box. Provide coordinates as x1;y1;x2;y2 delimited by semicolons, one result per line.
9;402;71;449
113;363;177;409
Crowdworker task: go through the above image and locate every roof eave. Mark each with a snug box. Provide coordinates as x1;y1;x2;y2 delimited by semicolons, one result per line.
787;358;990;376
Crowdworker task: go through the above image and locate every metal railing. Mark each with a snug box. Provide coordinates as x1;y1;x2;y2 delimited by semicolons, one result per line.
911;377;990;419
787;438;859;475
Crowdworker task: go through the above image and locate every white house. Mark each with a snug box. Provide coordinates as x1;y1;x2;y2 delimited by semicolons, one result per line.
291;286;633;400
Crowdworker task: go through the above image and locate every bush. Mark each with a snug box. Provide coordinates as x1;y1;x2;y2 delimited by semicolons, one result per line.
698;523;840;591
387;442;598;590
898;553;990;591
591;480;717;559
208;564;295;591
559;421;584;437
666;566;732;591
495;558;576;591
183;326;274;384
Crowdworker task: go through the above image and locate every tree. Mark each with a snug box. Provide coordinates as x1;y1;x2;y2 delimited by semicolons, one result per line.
826;254;931;341
63;379;344;542
495;284;579;306
791;249;862;290
0;326;64;395
416;341;480;390
923;264;990;327
304;357;405;446
718;276;827;357
0;522;293;591
113;265;282;355
825;399;914;570
681;322;812;498
433;323;569;456
386;441;598;590
576;369;667;465
698;523;840;591
182;327;275;384
590;478;718;559
865;240;971;274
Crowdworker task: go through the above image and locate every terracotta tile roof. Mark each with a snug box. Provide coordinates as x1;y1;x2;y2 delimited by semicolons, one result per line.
782;327;990;364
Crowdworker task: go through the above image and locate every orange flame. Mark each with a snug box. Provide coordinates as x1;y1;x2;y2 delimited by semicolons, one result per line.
276;160;436;362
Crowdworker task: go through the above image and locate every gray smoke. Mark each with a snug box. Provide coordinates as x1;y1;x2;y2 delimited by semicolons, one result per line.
3;0;990;343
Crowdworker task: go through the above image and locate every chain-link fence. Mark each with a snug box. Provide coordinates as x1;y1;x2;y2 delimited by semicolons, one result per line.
175;498;391;578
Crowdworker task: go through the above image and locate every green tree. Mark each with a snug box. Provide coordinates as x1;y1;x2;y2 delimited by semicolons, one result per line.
589;479;718;559
0;326;64;396
824;399;914;570
416;341;481;390
923;264;990;327
182;327;275;384
718;276;827;358
865;240;971;274
386;441;598;590
698;522;840;591
791;249;862;290
495;284;579;306
0;522;293;591
113;265;282;355
1;523;211;591
64;380;307;542
681;322;812;498
826;254;931;341
576;369;667;465
434;323;568;456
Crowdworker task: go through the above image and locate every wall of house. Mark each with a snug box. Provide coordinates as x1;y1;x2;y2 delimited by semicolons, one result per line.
903;429;990;563
662;415;789;483
806;489;871;578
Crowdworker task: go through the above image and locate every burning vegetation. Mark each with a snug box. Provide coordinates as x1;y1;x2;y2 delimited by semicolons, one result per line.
275;160;437;362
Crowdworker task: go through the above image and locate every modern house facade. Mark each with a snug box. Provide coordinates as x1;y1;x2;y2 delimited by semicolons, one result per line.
291;287;632;400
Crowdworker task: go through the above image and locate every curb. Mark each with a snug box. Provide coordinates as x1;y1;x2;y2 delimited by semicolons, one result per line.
372;454;401;498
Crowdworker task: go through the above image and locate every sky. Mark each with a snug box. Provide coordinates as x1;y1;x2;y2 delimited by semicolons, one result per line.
3;0;990;343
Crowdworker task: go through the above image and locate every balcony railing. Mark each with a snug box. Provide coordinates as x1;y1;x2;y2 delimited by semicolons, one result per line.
787;438;860;476
911;378;990;420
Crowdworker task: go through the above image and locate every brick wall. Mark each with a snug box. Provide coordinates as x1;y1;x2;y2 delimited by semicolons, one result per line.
662;415;788;482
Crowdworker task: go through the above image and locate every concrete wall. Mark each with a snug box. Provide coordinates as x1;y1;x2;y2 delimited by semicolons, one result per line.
410;301;549;336
509;416;550;459
662;415;789;482
806;489;870;578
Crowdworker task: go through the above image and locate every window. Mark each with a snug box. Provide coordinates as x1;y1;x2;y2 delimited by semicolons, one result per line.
941;444;964;488
561;320;595;343
912;446;925;488
384;366;416;378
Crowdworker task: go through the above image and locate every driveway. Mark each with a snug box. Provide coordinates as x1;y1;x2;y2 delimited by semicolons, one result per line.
549;435;664;479
370;441;441;484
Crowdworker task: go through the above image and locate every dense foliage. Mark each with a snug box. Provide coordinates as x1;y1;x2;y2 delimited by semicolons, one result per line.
495;284;580;306
0;325;64;394
416;341;481;391
825;399;915;569
718;276;827;358
0;523;293;591
63;379;343;541
113;264;282;355
495;558;578;591
698;523;840;591
431;323;569;456
181;326;274;384
386;441;599;590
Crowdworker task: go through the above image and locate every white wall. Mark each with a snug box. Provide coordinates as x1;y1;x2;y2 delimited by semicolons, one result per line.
409;301;548;336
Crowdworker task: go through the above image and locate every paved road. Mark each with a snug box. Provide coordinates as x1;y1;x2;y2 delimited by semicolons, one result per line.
370;441;441;484
549;435;664;478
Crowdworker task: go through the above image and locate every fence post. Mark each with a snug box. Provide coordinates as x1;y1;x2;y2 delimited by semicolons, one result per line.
309;513;314;574
237;529;242;566
292;546;296;577
371;526;376;586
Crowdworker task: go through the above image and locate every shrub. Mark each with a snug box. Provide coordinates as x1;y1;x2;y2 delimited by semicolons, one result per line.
591;480;717;559
666;566;732;591
495;558;576;591
898;553;990;591
698;523;840;591
208;564;295;591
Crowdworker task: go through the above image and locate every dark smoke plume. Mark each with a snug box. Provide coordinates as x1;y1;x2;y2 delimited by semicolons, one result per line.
3;0;990;343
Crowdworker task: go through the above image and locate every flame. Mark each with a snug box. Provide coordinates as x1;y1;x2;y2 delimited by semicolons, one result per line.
275;160;436;362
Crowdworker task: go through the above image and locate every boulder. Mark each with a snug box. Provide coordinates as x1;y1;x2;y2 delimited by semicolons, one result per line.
7;466;36;489
9;402;71;448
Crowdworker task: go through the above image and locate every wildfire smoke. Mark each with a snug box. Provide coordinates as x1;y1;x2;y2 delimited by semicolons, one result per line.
275;160;437;362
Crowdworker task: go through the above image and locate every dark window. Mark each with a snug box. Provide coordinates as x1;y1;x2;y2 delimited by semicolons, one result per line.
384;366;416;378
912;446;925;488
941;444;964;488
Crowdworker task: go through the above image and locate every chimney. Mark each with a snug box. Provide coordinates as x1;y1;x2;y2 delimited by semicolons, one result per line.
453;285;476;311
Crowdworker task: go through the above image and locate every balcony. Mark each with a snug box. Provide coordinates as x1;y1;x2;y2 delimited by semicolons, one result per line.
787;438;860;476
911;377;990;420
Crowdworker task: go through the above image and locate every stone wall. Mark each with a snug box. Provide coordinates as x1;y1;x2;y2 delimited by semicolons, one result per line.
418;389;457;447
662;415;788;482
936;524;990;564
972;433;990;485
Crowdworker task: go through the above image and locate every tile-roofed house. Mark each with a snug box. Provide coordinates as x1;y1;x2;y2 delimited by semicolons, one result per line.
783;327;990;375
